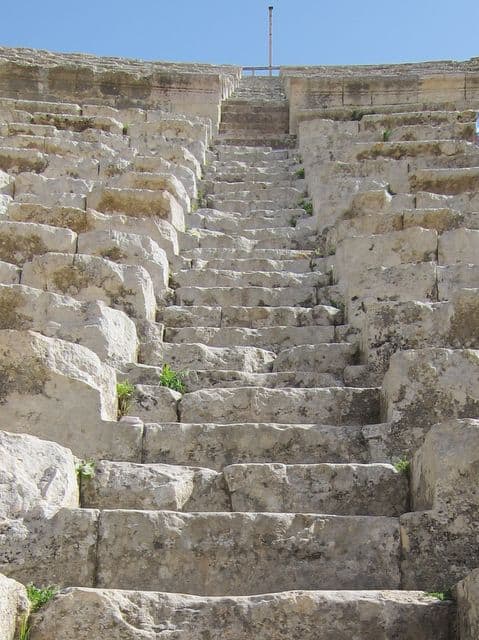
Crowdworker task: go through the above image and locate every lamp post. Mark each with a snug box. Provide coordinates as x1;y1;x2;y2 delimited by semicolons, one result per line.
268;6;273;77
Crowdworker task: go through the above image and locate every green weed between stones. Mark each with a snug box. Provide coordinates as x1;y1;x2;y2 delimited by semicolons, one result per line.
75;460;95;480
294;167;305;179
159;363;186;393
426;590;453;601
116;380;135;419
382;129;393;142
19;585;59;639
394;458;411;475
298;199;313;216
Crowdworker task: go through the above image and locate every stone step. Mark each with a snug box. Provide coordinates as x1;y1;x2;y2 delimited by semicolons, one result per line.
94;510;400;593
172;268;327;289
189;256;313;273
210;158;297;172
207;180;303;196
410;166;479;195
215;134;297;149
81;459;406;515
216;147;290;162
188;210;308;233
209;185;303;207
164;325;335;351
174;285;318;307
183;247;312;260
182;369;342;391
178;386;380;425
205;168;297;184
359;108;476;131
143;422;376;468
273;343;357;374
139;342;275;373
183;227;305;251
28;587;454;640
159;304;341;328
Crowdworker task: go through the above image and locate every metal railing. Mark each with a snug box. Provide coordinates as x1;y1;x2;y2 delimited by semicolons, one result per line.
242;66;281;77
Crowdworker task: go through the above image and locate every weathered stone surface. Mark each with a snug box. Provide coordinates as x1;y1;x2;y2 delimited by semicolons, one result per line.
28;587;453;640
0;330;117;447
0;430;78;520
81;460;229;511
0;574;29;640
0;220;76;265
22;253;156;320
128;384;180;423
438;228;479;264
179;386;379;425
78;229;169;295
96;510;400;593
0;284;138;367
381;348;479;456
0;508;98;587
224;462;408;516
457;569;479;640
273;343;356;374
437;264;479;300
144;422;370;469
0;260;20;284
110;171;190;212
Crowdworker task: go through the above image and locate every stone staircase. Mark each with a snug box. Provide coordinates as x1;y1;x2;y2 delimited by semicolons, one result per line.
1;55;478;639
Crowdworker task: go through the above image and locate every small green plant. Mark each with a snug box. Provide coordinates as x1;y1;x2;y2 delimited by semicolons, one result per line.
122;125;128;136
26;584;58;613
426;590;453;601
196;188;207;208
294;167;305;179
116;381;135;418
394;458;411;475
75;460;95;480
19;615;30;640
298;199;313;216
159;363;186;393
289;216;298;228
351;109;365;121
382;129;392;142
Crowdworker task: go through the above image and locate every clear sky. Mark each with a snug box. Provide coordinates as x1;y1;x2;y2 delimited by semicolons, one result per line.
1;0;478;67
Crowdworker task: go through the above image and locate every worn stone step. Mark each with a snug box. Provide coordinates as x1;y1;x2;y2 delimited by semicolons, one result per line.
225;462;408;516
179;386;380;425
410;166;479;195
28;587;454;640
216;134;296;149
164;325;335;351
175;285;318;307
139;341;275;373
182;369;342;391
188;208;305;231
159;304;341;328
143;421;377;468
210;186;302;208
188;227;308;251
205;168;296;184
183;247;312;261
81;460;229;511
216;147;289;162
189;256;313;273
94;510;400;593
359;108;476;131
172;268;327;289
273;343;357;374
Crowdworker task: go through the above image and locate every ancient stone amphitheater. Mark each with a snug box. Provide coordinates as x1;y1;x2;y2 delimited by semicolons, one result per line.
0;46;478;639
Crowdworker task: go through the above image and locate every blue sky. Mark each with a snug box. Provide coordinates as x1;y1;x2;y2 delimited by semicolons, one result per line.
1;1;478;67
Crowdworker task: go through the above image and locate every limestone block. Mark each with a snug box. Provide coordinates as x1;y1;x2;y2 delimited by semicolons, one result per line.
346;262;437;329
381;348;479;456
7;202;91;234
0;169;14;196
410;167;479;195
44;154;100;180
411;418;479;514
179;387;379;425
96;511;400;593
129;384;180;423
0;574;29;640
22;253;156;320
78;230;169;296
437;264;479;300
330;212;403;246
0;260;20;284
403;208;464;234
14;189;86;209
110;171;190;212
335;228;437;283
224;462;407;516
0;508;98;588
438;228;479;265
128;118;208;147
0;430;78;520
0;193;12;215
0;284;138;367
133;155;197;198
0;220;76;265
457;569;479;640
81;460;229;511
140;341;275;373
14;173;92;198
144;422;370;469
135;143;201;178
87;186;185;231
0;329;117;444
85;210;179;257
273;343;356;375
0;147;47;173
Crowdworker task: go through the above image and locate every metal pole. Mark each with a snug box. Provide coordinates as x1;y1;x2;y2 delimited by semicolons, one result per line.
268;6;273;77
